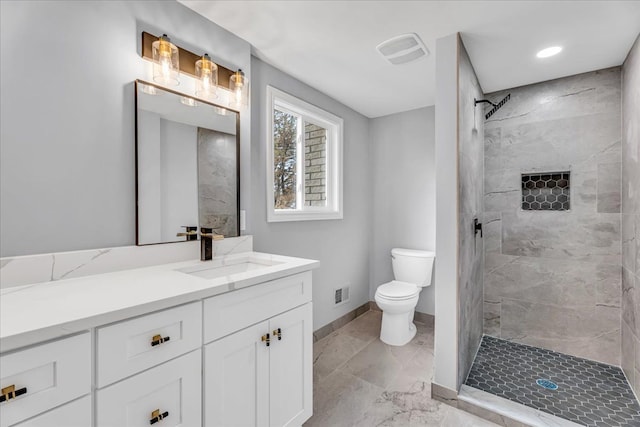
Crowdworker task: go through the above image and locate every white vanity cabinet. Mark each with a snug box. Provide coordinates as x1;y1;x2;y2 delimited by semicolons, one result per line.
0;333;91;427
203;272;313;427
0;256;317;427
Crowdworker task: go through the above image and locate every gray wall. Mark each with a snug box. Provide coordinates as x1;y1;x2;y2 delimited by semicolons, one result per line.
457;39;485;387
370;107;436;315
621;35;640;394
250;57;372;330
483;68;622;365
0;0;251;257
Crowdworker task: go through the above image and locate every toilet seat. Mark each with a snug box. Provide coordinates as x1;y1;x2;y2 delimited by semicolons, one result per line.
376;281;420;300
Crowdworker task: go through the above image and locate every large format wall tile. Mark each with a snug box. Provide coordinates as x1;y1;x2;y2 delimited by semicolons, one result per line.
597;162;622;213
622;320;636;387
622;267;637;335
501;211;620;263
457;39;484;388
637;214;640;277
485;67;621;130
623;214;637;272
622;35;640;395
501;299;620;366
485;256;619;308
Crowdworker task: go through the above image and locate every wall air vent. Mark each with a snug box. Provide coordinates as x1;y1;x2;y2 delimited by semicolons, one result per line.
376;33;429;65
334;285;350;306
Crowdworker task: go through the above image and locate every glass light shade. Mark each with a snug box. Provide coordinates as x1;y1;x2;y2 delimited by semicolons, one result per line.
180;96;197;107
195;54;218;99
152;34;180;86
139;82;158;95
229;69;248;108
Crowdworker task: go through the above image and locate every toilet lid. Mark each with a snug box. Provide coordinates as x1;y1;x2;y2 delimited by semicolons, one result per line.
376;281;420;300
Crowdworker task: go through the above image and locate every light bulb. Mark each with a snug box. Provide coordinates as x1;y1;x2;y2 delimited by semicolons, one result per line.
195;53;218;98
229;69;247;108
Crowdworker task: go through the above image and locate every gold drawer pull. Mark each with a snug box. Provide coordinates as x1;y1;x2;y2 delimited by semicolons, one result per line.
272;328;282;341
151;334;170;347
261;333;270;347
149;409;169;425
0;385;27;403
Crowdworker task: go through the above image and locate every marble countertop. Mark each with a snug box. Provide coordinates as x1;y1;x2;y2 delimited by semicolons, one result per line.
0;251;319;353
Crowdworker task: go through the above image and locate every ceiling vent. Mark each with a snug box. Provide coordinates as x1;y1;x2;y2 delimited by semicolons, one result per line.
376;33;429;65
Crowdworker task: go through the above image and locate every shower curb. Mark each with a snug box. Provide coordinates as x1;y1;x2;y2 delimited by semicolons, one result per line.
458;385;583;427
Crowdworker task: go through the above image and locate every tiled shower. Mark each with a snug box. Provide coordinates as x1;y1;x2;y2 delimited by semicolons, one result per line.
458;34;640;425
483;67;622;366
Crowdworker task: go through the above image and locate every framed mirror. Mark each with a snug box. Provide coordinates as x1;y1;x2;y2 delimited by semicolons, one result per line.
135;80;240;245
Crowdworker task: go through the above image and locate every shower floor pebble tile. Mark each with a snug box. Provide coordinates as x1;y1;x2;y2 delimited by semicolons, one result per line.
304;310;499;427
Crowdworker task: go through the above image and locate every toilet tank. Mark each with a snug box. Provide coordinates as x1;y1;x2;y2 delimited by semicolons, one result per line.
391;248;435;287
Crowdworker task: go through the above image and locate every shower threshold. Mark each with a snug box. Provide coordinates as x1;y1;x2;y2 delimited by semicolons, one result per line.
464;335;640;427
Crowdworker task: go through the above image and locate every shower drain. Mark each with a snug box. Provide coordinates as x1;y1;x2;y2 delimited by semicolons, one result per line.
536;379;558;390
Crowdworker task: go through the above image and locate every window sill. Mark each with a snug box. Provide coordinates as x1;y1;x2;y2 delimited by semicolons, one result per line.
267;210;343;222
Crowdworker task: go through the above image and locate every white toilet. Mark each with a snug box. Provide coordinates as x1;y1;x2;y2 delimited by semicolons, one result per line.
375;248;435;346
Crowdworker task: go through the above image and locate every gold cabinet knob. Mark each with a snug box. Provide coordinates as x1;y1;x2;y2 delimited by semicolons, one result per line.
261;333;270;347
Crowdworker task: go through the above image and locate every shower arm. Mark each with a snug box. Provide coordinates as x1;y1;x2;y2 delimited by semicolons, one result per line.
474;98;497;107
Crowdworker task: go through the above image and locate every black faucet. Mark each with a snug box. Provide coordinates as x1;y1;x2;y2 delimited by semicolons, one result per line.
200;227;213;261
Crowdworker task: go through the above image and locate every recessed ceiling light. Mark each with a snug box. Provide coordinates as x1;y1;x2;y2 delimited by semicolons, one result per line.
536;46;562;58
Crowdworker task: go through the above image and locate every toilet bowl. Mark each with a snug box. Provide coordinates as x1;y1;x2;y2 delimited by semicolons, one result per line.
375;248;435;346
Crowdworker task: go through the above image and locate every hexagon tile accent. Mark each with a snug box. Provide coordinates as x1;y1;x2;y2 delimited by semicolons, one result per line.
522;172;570;210
465;336;640;426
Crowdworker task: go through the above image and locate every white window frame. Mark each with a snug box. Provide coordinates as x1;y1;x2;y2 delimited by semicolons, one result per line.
266;86;343;222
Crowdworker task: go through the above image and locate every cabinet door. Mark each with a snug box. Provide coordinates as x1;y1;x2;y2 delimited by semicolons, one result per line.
204;321;269;427
269;303;313;427
12;395;91;427
96;350;201;427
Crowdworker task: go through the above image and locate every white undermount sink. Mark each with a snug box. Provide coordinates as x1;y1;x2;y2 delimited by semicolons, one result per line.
176;256;282;280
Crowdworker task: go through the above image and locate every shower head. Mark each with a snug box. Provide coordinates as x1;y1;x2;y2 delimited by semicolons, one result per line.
474;94;511;120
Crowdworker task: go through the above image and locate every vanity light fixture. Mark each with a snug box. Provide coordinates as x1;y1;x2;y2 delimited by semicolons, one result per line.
195;53;218;99
229;69;248;107
152;34;180;86
536;46;562;58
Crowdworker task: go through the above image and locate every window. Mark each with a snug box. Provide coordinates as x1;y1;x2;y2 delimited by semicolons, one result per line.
266;86;343;222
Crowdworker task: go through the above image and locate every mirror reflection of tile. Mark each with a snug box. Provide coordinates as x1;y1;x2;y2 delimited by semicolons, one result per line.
198;128;238;237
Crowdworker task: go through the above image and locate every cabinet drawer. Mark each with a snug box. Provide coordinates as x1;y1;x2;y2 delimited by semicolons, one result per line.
0;333;91;427
96;301;202;387
204;271;312;343
12;395;91;427
96;350;201;427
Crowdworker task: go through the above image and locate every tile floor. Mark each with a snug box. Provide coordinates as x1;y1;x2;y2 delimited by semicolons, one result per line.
465;336;640;427
304;310;499;427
